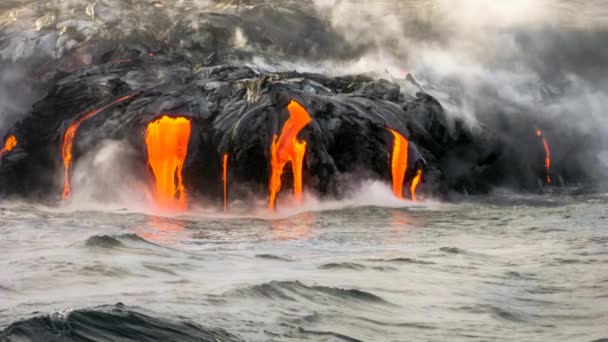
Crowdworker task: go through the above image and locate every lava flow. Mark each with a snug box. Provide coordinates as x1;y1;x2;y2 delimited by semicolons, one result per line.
145;116;192;211
410;169;423;202
223;153;229;212
0;135;17;157
387;128;409;199
536;129;552;184
61;94;134;200
268;100;312;210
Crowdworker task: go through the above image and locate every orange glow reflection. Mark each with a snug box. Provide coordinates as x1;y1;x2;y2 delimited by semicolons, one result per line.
272;212;314;240
390;210;410;227
136;216;186;244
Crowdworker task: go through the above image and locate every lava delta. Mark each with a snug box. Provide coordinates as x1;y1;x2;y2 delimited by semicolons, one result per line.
0;0;559;210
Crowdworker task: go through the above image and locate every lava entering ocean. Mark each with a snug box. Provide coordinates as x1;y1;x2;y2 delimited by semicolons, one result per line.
536;129;552;185
268;100;312;210
145;116;192;211
410;169;423;202
0;135;17;158
387;128;409;199
223;153;229;212
61;95;134;200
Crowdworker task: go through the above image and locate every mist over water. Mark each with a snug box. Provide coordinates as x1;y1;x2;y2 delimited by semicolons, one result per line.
1;1;608;341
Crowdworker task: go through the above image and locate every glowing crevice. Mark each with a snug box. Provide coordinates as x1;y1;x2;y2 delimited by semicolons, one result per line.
61;94;134;200
268;100;312;210
145;116;192;211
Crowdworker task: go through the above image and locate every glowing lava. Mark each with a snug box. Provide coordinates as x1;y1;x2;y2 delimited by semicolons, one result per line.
223;153;229;212
145;116;192;211
61;94;134;200
109;59;131;64
410;169;423;202
268;100;312;210
536;129;552;184
0;135;17;157
387;128;409;199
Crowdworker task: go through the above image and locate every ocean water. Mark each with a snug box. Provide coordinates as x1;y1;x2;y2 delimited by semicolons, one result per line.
1;188;607;341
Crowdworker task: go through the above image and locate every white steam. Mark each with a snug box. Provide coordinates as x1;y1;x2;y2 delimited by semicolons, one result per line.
68;140;152;211
309;0;608;179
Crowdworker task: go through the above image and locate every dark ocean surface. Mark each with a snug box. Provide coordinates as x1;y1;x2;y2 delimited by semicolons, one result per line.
1;189;607;341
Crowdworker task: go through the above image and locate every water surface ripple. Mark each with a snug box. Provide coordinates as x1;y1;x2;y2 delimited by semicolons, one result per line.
1;193;607;341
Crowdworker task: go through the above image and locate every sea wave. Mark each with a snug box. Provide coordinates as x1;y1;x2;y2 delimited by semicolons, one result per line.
226;281;391;306
0;303;241;342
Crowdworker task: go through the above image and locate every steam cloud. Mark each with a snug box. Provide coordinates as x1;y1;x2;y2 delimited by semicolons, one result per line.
311;0;608;186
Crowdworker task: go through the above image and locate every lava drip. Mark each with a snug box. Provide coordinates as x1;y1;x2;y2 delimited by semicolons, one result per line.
536;129;552;184
222;153;229;212
387;128;409;199
145;116;192;211
61;94;134;200
0;135;17;158
268;100;312;210
410;169;423;202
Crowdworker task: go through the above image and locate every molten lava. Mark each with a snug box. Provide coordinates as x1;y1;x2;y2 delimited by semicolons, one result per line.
536;129;552;184
0;135;17;157
268;100;312;210
145;116;192;211
61;95;134;200
387;128;409;199
410;169;423;202
109;59;131;64
223;153;229;212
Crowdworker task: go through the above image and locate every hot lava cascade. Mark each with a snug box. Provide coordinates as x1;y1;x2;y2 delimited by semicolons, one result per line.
61;95;135;200
268;100;312;210
0;135;17;158
145;116;192;211
536;129;552;185
0;0;595;204
223;153;229;212
387;128;409;199
410;169;423;202
0;63;509;203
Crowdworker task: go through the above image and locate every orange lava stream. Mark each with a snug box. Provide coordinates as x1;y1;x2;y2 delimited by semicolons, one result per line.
145;116;192;211
387;128;409;199
61;94;134;200
536;129;552;184
223;153;229;212
109;59;131;64
0;135;17;157
410;169;423;202
268;100;312;210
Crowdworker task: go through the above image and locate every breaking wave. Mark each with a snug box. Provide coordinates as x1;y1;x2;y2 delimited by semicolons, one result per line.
0;304;241;342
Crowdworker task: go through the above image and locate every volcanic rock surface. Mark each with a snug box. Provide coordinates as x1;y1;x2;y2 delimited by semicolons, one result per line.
0;0;525;204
